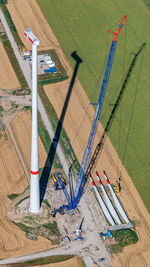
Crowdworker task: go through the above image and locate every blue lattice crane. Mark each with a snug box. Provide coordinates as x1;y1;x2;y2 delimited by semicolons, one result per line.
73;15;128;208
51;15;128;216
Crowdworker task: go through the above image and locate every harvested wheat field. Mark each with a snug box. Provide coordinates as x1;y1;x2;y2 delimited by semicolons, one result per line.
11;110;47;172
0;130;52;260
7;0;58;51
6;0;150;266
0;40;20;90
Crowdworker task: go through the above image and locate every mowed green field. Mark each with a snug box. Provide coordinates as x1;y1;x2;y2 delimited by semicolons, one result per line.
37;0;150;213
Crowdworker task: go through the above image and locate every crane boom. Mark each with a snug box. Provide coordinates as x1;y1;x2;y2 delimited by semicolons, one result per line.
73;15;128;207
52;16;128;215
57;173;73;208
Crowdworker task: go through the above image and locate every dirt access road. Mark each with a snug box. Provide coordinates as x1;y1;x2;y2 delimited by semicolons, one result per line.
6;0;150;266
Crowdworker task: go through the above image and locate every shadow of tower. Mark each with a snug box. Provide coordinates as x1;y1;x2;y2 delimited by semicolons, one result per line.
40;51;83;204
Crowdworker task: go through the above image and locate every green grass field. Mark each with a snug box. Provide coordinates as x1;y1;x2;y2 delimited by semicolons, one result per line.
37;0;150;213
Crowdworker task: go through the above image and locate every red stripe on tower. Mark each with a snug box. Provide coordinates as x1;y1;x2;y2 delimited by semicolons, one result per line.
30;170;39;175
28;37;34;44
98;179;102;185
103;170;106;175
96;171;102;184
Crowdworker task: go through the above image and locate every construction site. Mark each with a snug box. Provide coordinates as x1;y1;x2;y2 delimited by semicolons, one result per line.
22;49;56;74
0;0;150;267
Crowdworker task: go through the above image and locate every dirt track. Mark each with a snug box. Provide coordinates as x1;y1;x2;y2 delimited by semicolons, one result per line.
0;40;20;90
5;0;150;266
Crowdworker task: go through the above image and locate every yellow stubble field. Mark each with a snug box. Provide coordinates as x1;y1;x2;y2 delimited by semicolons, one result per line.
0;40;20;90
11;110;47;172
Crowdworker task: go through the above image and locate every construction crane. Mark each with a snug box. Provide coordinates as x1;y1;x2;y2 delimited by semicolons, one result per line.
51;15;128;216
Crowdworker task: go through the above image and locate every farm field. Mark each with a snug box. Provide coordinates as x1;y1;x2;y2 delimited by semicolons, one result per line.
4;0;150;266
36;0;150;213
6;0;58;51
11;110;47;172
0;130;52;260
0;40;20;90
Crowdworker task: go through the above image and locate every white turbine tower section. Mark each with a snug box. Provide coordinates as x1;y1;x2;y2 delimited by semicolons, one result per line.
89;173;115;226
96;171;122;224
24;28;40;213
103;170;130;224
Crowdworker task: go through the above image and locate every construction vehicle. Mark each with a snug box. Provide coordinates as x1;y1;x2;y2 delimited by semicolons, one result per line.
51;16;128;217
113;185;119;193
73;217;84;242
64;235;71;244
99;230;112;239
51;173;57;183
51;174;59;190
51;173;66;191
22;46;26;52
58;173;66;185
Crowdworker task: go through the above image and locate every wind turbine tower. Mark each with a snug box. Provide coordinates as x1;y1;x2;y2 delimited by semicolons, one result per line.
24;28;40;213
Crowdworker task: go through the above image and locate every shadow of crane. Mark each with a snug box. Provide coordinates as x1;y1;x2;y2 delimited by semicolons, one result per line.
40;51;83;205
87;42;146;176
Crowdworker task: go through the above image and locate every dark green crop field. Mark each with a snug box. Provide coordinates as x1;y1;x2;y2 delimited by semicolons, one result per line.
37;0;150;213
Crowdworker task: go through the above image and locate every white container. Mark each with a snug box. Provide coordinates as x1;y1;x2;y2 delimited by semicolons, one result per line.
46;59;53;64
44;55;51;61
24;51;30;56
49;62;55;67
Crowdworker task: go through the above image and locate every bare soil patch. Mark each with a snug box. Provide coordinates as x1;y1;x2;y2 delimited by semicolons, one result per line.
6;0;150;266
0;40;20;90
